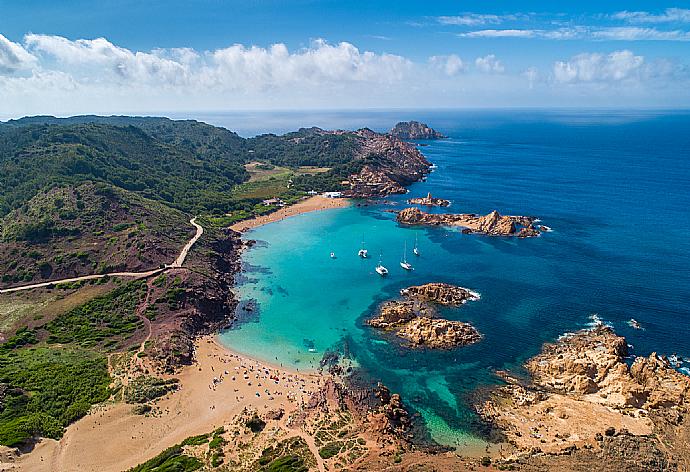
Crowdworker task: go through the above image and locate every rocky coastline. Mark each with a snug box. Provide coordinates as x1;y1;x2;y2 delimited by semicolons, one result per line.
388;121;446;140
342;128;433;198
407;192;451;207
367;283;482;349
476;325;690;470
397;207;543;237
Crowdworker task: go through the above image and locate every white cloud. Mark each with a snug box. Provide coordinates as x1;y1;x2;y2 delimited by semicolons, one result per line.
612;8;690;24
429;54;465;76
462;29;536;38
460;27;690;41
0;34;36;74
206;40;410;90
0;34;688;115
590;27;690;41
475;54;504;73
437;14;506;26
553;50;644;83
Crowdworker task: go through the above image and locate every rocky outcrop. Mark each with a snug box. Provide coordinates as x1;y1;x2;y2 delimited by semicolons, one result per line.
397;317;481;349
389;121;446;140
373;383;412;436
342;129;432;198
407;192;450;207
396;207;540;237
524;326;690;409
368;283;481;349
400;283;480;306
476;325;690;460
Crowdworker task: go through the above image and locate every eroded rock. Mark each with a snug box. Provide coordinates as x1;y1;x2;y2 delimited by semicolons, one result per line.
396;207;540;237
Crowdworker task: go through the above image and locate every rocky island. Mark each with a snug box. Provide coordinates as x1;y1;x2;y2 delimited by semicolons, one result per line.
477;325;690;470
397;207;543;237
368;283;482;349
407;192;451;207
388;121;446;140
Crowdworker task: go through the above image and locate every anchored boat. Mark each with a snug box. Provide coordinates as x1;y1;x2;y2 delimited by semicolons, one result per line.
375;252;389;276
400;242;413;271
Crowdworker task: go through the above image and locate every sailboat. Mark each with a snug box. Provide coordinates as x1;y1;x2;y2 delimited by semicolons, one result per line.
358;238;368;258
400;242;413;271
413;234;420;256
375;252;388;276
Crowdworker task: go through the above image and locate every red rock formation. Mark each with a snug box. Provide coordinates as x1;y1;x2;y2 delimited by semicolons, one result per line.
396;207;540;237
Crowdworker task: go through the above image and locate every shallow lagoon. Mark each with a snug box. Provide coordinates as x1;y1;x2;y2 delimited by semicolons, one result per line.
220;111;690;447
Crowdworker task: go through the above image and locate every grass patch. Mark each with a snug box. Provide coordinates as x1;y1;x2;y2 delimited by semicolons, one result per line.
44;280;146;346
124;376;179;404
128;445;202;472
0;346;110;446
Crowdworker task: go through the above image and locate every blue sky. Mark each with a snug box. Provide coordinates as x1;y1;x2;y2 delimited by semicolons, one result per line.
1;1;690;116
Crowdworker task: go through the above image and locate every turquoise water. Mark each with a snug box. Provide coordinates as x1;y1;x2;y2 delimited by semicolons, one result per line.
219;111;690;448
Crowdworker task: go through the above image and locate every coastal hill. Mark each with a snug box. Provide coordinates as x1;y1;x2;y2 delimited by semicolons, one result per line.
388;121;446;140
0;115;434;453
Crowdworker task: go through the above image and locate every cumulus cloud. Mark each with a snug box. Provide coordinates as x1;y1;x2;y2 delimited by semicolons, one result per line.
475;54;504;73
612;8;690;24
21;35;411;90
0;33;688;115
206;40;410;90
429;54;465;76
0;34;36;74
553;50;644;83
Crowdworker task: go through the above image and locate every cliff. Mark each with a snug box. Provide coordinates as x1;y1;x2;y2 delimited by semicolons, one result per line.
343;129;432;198
389;121;446;140
397;207;542;237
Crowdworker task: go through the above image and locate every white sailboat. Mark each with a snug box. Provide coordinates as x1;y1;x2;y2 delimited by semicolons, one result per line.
375;252;388;276
330;252;336;259
400;242;413;271
413;234;420;256
358;238;368;258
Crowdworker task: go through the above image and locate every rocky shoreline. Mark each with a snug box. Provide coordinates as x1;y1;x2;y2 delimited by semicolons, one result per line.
397;207;543;237
476;325;690;470
342;128;433;198
368;283;482;349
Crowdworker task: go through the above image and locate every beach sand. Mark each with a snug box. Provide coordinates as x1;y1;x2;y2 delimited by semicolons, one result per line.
230;195;349;232
15;336;322;472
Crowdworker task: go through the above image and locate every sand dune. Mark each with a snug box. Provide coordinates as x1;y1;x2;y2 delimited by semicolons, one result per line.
16;337;322;472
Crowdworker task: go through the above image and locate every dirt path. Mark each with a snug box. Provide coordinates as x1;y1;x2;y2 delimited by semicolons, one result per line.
0;218;202;295
169;217;203;268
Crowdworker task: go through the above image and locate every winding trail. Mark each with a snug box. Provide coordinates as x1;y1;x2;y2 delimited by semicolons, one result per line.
0;217;203;295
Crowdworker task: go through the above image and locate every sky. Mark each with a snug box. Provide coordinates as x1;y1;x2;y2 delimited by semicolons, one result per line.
1;0;690;117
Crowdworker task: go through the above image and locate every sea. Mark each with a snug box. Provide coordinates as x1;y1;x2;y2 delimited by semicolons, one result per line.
202;110;690;450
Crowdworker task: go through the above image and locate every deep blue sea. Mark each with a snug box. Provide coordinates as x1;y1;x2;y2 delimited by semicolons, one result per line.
215;110;690;449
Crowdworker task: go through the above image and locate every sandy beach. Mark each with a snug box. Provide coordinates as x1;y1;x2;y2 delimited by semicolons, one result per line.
230;195;349;232
14;336;322;472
